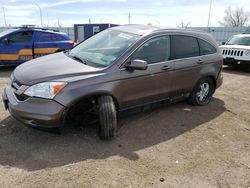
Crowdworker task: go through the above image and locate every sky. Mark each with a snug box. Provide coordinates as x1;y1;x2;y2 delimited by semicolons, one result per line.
0;0;249;27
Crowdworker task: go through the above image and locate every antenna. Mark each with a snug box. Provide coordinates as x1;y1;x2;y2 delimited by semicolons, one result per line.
128;13;131;24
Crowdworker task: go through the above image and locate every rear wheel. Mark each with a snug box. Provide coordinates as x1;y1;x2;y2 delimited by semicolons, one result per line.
98;95;117;140
189;78;214;106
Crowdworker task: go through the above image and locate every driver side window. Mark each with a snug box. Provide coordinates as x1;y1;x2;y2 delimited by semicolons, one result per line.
131;35;170;64
7;31;33;43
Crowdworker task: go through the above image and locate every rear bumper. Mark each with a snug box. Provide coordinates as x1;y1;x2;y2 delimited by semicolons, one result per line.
216;72;223;89
2;86;66;128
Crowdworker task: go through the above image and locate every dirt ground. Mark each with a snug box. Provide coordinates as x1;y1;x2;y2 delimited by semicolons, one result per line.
0;66;249;188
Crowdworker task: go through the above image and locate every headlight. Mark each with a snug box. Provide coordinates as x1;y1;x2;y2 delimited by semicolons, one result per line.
24;82;67;99
245;50;250;56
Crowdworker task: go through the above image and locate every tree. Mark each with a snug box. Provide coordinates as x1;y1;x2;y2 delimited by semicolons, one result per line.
219;7;250;27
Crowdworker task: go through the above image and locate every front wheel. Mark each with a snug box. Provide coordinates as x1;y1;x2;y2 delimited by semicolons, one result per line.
189;78;215;106
98;95;117;140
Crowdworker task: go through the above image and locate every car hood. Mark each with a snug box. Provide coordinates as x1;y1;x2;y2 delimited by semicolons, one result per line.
13;52;101;85
219;45;250;50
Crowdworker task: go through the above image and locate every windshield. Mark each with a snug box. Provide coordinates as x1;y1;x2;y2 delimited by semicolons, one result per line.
0;29;17;38
227;36;250;46
69;29;140;67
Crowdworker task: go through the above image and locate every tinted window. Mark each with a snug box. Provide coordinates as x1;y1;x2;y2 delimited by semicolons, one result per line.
8;31;33;43
131;35;170;64
51;34;66;41
198;39;217;55
38;33;53;42
38;32;67;42
171;35;199;59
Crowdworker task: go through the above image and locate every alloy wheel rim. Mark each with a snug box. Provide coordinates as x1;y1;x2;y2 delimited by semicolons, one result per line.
196;83;210;102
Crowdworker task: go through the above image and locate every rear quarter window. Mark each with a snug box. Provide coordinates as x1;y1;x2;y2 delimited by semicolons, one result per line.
37;32;68;42
198;38;217;55
51;34;67;41
171;35;199;59
37;32;53;42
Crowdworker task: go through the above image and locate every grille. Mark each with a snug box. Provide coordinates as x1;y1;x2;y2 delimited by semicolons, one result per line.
11;81;30;101
15;93;30;101
11;81;22;90
222;49;244;56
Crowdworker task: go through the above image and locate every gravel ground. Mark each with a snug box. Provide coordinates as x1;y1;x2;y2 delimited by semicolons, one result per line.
0;66;249;188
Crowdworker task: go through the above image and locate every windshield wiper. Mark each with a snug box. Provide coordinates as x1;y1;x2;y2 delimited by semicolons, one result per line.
70;55;87;65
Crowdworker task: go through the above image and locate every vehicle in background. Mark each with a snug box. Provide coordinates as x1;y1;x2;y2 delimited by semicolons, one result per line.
219;34;250;66
3;25;223;140
0;27;75;65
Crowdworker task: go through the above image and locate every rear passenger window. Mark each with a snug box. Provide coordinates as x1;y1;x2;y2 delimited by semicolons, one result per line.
131;35;170;64
198;39;217;55
171;35;199;59
38;33;64;42
51;34;64;41
38;33;53;42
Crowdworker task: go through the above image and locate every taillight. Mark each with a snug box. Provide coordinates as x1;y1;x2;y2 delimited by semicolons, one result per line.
68;41;76;47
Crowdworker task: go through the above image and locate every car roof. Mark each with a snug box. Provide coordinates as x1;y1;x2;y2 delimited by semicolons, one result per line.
111;24;208;36
110;24;217;46
16;27;67;35
233;34;250;37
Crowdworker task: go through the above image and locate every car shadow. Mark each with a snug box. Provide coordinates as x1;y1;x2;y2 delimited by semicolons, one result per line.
0;98;226;171
223;65;250;76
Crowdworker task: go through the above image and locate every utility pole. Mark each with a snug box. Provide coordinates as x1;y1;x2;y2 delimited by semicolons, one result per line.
2;7;7;27
128;13;131;24
207;0;212;27
57;17;60;27
34;3;43;27
181;21;184;28
46;11;49;27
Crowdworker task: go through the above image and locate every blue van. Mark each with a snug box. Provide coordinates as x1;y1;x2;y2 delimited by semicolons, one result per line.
0;28;75;65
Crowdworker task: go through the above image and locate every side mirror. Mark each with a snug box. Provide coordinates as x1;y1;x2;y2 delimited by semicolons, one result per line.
3;38;9;45
125;59;148;71
221;42;226;45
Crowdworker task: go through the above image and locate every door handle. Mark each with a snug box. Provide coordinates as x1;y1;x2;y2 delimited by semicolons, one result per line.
197;59;204;64
161;65;171;70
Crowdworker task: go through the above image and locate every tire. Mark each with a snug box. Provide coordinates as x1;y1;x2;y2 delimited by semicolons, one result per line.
189;78;215;106
98;95;117;140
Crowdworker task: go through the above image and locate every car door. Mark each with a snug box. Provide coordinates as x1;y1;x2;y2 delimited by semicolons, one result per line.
170;35;203;95
33;31;59;58
118;35;174;109
0;30;33;64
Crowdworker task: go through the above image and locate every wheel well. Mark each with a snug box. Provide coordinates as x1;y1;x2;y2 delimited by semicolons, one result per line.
206;76;216;93
63;94;119;125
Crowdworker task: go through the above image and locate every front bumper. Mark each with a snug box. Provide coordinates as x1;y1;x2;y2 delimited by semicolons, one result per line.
2;86;66;128
224;57;250;65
